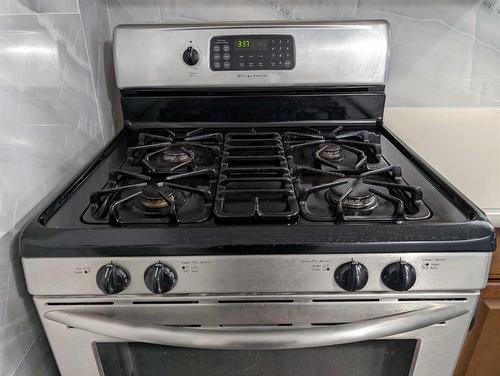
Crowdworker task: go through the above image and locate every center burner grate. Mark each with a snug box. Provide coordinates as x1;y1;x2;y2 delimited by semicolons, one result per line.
214;132;299;221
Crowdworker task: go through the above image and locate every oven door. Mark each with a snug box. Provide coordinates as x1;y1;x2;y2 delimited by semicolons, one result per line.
35;293;477;376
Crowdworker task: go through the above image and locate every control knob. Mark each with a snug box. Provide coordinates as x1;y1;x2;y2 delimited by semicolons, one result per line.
381;261;417;291
144;263;177;294
96;263;130;294
182;46;200;66
334;261;369;291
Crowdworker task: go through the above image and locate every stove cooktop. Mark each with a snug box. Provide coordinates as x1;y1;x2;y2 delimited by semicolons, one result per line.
80;125;432;226
19;122;494;257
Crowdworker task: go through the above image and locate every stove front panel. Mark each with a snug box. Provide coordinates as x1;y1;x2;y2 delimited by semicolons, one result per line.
23;252;491;296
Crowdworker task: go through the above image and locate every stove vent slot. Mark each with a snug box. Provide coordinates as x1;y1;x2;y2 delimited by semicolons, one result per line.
312;299;379;302
398;298;467;302
217;299;294;304
310;322;346;326
46;302;114;306
132;300;199;305
218;323;294;327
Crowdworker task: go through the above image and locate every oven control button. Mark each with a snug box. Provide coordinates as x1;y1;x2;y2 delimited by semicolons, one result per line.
381;261;417;291
96;263;130;294
334;261;369;291
182;46;200;66
144;263;177;294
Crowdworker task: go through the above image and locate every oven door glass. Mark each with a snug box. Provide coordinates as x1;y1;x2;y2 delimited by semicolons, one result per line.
96;340;416;376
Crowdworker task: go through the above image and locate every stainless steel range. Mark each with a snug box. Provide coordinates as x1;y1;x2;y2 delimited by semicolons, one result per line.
20;21;496;376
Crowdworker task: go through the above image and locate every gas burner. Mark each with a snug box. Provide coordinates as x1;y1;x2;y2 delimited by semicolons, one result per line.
317;143;344;162
134;184;186;216
144;145;195;172
84;169;216;225
284;126;382;173
162;148;191;165
287;140;368;173
124;129;223;173
326;178;378;211
141;185;170;209
142;143;220;174
295;166;432;222
314;143;368;172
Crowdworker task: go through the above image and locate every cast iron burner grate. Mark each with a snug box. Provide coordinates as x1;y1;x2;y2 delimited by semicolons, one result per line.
284;125;382;173
124;128;223;174
81;125;432;225
214;132;299;221
83;169;216;225
295;165;432;222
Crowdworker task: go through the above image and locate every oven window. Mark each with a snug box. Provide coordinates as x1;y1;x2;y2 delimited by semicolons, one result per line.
96;340;416;376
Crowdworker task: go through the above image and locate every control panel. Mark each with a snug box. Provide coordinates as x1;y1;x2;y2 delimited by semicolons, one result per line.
92;259;419;295
210;35;295;71
23;253;491;296
114;22;390;88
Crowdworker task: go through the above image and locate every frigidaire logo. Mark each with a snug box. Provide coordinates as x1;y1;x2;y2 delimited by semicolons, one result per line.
237;73;268;79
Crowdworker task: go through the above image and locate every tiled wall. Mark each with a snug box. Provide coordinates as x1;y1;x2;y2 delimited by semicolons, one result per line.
0;1;117;375
106;0;500;107
0;1;498;375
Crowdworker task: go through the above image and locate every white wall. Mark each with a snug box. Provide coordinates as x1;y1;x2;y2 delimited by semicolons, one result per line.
0;1;116;375
385;107;500;226
0;1;498;375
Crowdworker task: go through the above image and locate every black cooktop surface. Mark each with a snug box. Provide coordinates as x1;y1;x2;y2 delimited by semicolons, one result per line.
19;122;495;257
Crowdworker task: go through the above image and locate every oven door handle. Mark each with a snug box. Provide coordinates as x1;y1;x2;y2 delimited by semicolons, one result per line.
44;305;467;350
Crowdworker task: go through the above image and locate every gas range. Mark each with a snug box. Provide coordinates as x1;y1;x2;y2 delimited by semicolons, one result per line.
20;21;495;376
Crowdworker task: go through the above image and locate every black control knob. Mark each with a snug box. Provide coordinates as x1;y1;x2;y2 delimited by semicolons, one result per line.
182;46;200;66
334;261;369;291
382;261;417;291
144;263;177;294
96;263;130;294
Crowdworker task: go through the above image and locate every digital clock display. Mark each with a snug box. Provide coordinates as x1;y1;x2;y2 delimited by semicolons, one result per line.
236;40;250;48
234;39;269;51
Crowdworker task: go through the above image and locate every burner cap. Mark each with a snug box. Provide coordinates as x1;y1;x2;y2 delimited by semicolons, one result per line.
326;178;378;210
140;184;175;210
318;143;344;162
162;147;191;164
